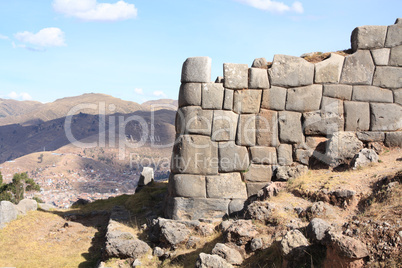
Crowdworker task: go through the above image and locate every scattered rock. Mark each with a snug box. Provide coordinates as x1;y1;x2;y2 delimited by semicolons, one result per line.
16;199;37;215
250;238;263;251
325;232;369;259
197;223;215;237
324;131;363;168
211;243;243;265
351;149;378;169
306;218;331;243
186;236;200;249
246;201;275;223
257;182;286;200
224;220;259;245
196;253;234;268
153;247;164;257
160;221;191;248
105;228;151;259
279;229;309;258
275;165;308;181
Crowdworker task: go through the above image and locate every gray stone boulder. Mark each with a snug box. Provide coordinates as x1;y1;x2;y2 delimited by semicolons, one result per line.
228;199;246;215
178;83;202;107
261;86;287;111
269;54;314;87
279;230;309;258
218;141;249;172
278;111;304;144
223;63;248;89
233;89;262;114
275;165;308;181
340;50;375;85
351;25;387;52
325;232;369;259
176;106;213;136
196;253;233;268
324;132;364;167
202;83;225;110
211;243;243;265
314;53;344;83
306;218;331;243
370;103;402;131
344;101;370;131
170;174;206;198
212;110;238;141
370;48;390;66
246;201;275;223
256;109;280;147
389;45;402;66
257;182;286;200
356;131;385;142
351;149;379;169
16;199;38;215
250;238;263;251
285;85;322;112
303;110;344;135
206;173;247;199
224;220;259;245
138;167;154;187
181;57;211;83
323;84;352;100
248;68;269;89
385;132;402;147
373;66;402;88
160;221;191;248
385;22;402;47
352;86;393;103
252;57;268;68
0;201;18;228
246;182;271;197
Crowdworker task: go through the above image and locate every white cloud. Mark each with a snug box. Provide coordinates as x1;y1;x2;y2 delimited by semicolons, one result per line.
236;0;304;14
8;91;33;101
53;0;138;21
14;28;66;48
153;91;166;97
134;88;143;95
0;34;9;40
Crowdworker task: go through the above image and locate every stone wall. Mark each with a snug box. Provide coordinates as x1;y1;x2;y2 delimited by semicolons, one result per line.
166;19;402;220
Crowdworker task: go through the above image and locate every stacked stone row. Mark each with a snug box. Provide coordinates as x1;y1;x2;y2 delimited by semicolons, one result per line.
167;19;402;220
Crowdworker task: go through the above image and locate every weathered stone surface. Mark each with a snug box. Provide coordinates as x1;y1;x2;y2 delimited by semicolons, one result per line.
167;197;230;220
202;83;225;109
314;53;345;83
371;48;390;66
280;230;309;258
0;201;18;228
160;221;191;247
295;149;312;165
256;109;280;147
223;89;234;110
385;132;402;147
351;25;387;52
224;220;259;245
243;164;272;182
356;131;385;142
306;218;331;243
344;101;370;131
269;54;314;87
171;174;206;198
206;173;247;199
275;165;308;181
323;84;352;100
246;182;271;197
326;232;369;259
321;96;343;115
138;167;154;186
250;238;263;251
340;50;375;85
278;111;304;144
250;146;277;165
277;144;293;166
171;135;218;175
252;57;268;68
181;57;211;83
228;199;246;215
389;45;402;66
16;199;38;215
212;243;243;265
396;18;402;24
395;89;402;105
218;141;249;172
286;85;322;112
370;103;402;131
196;253;234;268
176;106;213;136
236;114;256;146
306;136;328;151
373;66;402;89
179;83;202;107
352;86;393;103
351;148;379;168
249;68;269;89
257;182;286;200
324;132;364;167
215;76;224;83
246;201;275;223
385;23;402;47
223;63;248;89
261;86;287;111
212;110;238;141
233;90;262;114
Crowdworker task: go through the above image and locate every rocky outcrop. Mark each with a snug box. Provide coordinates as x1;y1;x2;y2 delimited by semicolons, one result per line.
0;201;18;228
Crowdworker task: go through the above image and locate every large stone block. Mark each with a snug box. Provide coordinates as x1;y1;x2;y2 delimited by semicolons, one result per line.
261;86;287;111
321;97;343;115
352;86;393;103
250;147;277;165
171;135;218;175
167;197;230;220
385;132;402;147
295;149;311;165
324;132;364;168
323;84;352;100
373;67;402;89
249;68;269;89
179;83;202;107
181;57;211;83
218;141;250;172
223;63;249;89
286;85;322;112
385;23;402;47
233;90;262;114
340;50;375;85
206;173;247;199
236;114;256;146
256;109;280;147
344;101;370;131
252;58;268;68
314;53;345;83
269;54;314;87
277;144;293;166
389;45;402;66
212;110;239;141
371;48;390;66
278;111;304;144
176;106;213;136
303;111;344;135
370;103;402;131
351;26;387;52
243;164;272;182
246;182;271;197
0;201;18;228
171;174;206;198
394;89;402;105
223;89;234;110
356;132;385;142
202;83;224;109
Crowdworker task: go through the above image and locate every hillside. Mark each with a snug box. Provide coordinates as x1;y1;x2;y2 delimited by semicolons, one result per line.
0;98;43;118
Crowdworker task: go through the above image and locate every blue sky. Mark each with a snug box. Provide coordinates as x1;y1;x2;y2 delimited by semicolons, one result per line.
0;0;400;104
